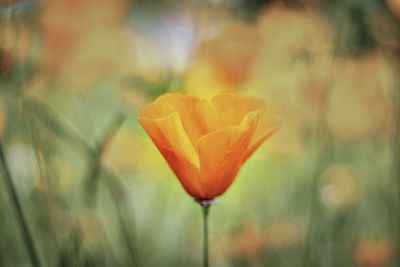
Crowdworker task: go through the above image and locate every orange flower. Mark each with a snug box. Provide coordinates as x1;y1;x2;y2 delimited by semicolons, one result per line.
137;92;279;200
353;237;394;267
388;0;400;19
38;0;135;91
324;53;395;140
186;21;260;97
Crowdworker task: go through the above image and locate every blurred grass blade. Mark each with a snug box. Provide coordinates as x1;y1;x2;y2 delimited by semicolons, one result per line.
104;171;138;266
23;100;96;156
85;112;128;207
0;141;42;267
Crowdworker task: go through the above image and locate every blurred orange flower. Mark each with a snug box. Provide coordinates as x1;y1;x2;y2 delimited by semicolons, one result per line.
232;219;265;263
263;220;302;250
229;219;301;263
244;3;332;126
186;21;260;96
137;92;279;200
388;0;400;19
0;22;32;68
39;0;135;91
324;52;395;140
353;237;394;267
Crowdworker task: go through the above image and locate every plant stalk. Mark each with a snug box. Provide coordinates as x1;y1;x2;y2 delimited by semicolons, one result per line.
0;142;42;267
197;199;218;267
202;204;210;267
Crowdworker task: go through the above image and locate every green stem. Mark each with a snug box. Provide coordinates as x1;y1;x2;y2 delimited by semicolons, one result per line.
202;205;210;267
104;172;138;266
84;113;127;207
0;142;42;267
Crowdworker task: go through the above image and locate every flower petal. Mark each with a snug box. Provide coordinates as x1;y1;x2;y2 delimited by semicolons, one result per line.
210;92;266;131
137;93;179;120
243;128;278;162
137;113;203;197
244;101;281;161
138;92;214;146
196;111;260;198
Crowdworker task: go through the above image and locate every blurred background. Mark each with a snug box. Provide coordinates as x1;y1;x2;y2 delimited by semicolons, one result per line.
1;0;400;266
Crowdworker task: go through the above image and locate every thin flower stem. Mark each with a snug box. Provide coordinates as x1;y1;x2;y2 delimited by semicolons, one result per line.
196;199;218;267
0;141;42;267
202;204;210;267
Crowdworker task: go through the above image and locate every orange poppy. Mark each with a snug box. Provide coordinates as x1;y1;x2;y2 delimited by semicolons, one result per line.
353;237;394;267
137;92;279;200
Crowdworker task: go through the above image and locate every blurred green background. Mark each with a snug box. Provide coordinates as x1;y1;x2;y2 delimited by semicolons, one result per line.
1;0;400;266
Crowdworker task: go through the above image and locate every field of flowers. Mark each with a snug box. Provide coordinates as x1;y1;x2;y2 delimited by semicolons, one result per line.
1;0;400;266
